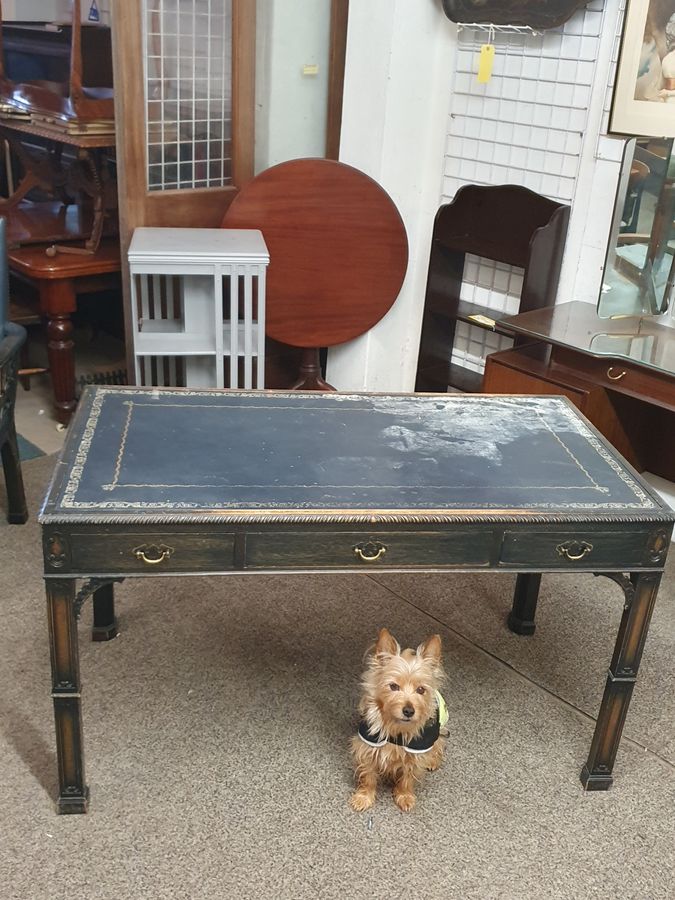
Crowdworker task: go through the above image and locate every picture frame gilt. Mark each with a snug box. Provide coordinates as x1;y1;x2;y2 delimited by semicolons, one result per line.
441;0;593;29
610;0;675;138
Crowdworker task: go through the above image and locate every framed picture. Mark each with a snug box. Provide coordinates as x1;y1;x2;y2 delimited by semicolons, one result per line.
610;0;675;138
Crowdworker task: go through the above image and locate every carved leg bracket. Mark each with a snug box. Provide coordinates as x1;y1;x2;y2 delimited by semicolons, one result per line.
73;578;122;619
593;571;635;611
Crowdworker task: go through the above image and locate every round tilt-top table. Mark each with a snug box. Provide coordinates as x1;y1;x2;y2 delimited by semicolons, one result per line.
222;158;408;389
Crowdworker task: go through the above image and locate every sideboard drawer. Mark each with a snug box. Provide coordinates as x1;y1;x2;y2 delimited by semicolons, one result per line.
500;530;649;569
68;531;236;573
245;530;492;569
551;347;675;413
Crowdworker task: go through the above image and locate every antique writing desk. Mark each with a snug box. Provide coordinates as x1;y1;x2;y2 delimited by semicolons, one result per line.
40;387;673;813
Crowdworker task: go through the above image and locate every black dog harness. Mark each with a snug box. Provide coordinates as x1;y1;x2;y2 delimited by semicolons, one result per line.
357;691;448;755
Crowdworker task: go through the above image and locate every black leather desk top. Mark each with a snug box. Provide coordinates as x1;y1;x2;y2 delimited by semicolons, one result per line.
40;387;673;523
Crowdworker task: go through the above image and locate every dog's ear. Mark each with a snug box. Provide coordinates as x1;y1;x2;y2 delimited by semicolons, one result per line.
375;627;400;658
417;634;442;663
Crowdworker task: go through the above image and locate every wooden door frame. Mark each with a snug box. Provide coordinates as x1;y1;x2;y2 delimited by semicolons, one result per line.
111;0;255;377
326;0;349;161
112;0;254;229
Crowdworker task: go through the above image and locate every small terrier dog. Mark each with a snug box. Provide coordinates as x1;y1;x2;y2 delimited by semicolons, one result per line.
349;628;447;812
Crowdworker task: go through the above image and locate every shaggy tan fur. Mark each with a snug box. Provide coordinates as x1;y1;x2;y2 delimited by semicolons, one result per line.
349;628;446;812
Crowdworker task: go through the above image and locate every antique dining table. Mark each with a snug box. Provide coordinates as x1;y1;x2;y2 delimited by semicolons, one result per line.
8;234;121;424
39;387;673;813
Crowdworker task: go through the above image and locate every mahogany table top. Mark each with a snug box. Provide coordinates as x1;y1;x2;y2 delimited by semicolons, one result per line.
8;237;120;280
222;159;409;348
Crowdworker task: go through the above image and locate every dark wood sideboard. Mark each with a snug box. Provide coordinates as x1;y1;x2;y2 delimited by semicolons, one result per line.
484;302;675;481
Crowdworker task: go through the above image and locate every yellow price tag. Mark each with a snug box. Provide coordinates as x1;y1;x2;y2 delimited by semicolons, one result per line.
477;43;495;83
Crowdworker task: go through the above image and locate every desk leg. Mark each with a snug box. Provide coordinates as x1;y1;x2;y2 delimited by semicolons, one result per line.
581;572;661;791
508;574;541;635
92;582;117;642
41;280;77;425
46;579;89;814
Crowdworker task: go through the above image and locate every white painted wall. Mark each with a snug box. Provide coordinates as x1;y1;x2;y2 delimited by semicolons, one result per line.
255;0;331;173
1;1;47;18
329;0;629;391
438;0;626;376
326;0;457;391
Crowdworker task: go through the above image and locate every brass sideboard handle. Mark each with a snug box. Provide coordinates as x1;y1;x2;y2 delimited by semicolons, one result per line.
133;544;173;565
354;541;387;562
607;367;627;381
556;540;593;561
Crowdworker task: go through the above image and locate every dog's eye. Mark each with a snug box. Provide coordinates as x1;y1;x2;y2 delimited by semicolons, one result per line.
416;686;426;695
389;682;400;691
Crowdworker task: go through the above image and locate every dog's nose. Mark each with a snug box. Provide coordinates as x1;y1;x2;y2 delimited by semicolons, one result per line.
402;705;415;719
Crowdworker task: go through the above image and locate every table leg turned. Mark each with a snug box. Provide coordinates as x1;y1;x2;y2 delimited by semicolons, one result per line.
92;581;117;642
508;573;541;635
46;579;88;813
41;280;77;425
581;571;662;791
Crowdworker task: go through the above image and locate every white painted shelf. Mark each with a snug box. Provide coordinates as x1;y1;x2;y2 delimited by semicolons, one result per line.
128;227;269;389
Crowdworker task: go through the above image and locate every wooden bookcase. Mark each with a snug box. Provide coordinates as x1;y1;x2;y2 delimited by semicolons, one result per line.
415;184;569;393
128;227;268;390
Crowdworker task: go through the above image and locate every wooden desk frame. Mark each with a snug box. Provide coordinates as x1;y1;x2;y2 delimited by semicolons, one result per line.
39;388;673;813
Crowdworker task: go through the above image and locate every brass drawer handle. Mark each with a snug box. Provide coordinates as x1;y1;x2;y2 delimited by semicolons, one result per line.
556;540;593;561
354;541;387;562
607;367;627;381
133;543;174;565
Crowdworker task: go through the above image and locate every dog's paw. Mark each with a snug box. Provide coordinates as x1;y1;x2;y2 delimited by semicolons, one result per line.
350;790;375;812
393;791;416;812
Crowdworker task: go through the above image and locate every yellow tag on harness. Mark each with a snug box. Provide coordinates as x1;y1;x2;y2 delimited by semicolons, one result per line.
435;690;449;728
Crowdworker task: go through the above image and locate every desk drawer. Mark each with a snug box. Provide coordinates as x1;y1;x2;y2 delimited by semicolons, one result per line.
68;531;236;573
500;530;649;569
245;530;492;569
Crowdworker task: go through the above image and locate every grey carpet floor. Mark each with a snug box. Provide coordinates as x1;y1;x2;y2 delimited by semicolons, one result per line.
1;456;674;900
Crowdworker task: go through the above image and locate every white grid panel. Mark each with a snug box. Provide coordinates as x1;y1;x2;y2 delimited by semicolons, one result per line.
443;1;607;375
144;0;233;192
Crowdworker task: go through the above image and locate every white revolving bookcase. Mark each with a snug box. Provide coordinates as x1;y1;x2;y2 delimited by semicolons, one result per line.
128;227;269;389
